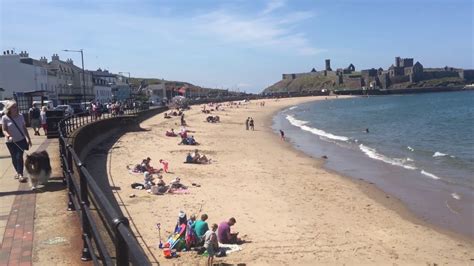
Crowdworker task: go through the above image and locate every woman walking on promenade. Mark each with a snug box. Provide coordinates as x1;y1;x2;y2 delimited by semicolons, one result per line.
2;100;32;182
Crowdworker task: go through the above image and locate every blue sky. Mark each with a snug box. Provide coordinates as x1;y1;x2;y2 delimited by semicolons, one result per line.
1;0;472;93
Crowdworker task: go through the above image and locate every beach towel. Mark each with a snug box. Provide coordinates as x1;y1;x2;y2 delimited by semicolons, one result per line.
218;243;242;255
168;188;189;194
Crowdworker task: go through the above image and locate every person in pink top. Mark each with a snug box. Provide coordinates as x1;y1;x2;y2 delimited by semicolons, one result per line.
159;159;169;173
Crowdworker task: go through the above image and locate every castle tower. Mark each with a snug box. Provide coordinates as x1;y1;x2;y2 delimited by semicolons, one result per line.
325;59;332;71
395;57;401;67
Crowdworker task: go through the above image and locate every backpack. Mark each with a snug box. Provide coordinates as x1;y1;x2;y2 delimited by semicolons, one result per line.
30;107;40;119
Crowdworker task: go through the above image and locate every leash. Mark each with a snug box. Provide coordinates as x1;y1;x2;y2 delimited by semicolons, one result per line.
8;138;30;156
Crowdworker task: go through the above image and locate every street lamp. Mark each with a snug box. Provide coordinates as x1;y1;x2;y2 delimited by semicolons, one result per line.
118;72;131;83
63;49;86;103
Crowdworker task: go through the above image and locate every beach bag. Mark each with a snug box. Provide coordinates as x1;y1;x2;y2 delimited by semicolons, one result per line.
8;115;29;151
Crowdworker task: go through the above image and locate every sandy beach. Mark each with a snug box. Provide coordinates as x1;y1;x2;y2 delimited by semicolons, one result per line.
104;96;473;265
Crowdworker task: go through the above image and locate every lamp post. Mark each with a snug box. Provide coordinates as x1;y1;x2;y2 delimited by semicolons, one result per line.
63;49;86;103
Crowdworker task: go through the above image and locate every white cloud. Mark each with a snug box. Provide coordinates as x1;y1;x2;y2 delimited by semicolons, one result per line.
262;0;286;15
192;8;322;56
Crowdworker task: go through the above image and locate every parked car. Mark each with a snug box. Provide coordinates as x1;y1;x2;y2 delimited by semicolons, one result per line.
69;103;87;116
55;105;74;116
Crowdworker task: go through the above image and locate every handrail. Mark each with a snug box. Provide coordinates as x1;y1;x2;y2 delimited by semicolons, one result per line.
58;106;153;265
57;97;259;264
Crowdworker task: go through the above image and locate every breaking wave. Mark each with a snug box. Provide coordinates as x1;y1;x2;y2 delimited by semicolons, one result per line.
421;170;441;180
451;193;461;200
286;115;349;142
433;151;455;158
359;144;417;170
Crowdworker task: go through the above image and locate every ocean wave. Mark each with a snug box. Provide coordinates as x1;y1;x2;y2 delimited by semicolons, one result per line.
433;151;447;157
289;106;297;110
420;170;441;180
359;144;417;170
433;151;455;158
407;146;414;152
406;157;414;162
286;115;349;142
451;193;461;200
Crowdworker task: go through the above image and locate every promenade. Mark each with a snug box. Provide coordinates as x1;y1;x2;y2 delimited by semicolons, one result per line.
0;129;84;266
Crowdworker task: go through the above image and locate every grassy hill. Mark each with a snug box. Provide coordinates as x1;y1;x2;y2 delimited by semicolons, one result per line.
263;75;468;94
264;75;337;93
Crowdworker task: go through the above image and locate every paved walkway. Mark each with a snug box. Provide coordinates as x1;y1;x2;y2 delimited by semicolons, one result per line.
0;129;84;265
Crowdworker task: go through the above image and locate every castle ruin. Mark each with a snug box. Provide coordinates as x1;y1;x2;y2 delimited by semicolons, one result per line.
281;57;474;89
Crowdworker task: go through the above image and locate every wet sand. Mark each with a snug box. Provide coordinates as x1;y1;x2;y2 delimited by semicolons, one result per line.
105;96;473;265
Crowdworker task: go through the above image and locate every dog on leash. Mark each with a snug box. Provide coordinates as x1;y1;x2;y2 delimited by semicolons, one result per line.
25;150;52;190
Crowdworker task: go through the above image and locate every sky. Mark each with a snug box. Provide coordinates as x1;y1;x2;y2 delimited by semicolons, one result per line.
1;0;473;93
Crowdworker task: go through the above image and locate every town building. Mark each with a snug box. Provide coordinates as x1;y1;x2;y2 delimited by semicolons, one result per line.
47;54;94;104
0;50;50;101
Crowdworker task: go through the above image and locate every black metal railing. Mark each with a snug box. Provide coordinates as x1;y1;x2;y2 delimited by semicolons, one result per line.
58;107;152;265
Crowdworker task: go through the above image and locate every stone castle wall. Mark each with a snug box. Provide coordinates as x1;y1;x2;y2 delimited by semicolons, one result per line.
422;71;459;80
390;75;410;84
460;70;474;80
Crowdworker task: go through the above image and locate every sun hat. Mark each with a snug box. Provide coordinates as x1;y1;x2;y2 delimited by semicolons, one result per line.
178;211;186;218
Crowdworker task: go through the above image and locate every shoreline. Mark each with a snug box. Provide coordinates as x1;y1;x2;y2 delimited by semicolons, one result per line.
105;96;473;264
271;96;474;241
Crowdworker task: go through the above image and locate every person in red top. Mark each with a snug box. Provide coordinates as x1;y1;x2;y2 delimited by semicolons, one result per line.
217;217;240;244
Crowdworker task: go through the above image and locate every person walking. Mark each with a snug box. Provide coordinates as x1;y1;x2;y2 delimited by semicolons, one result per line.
245;117;249;130
28;103;41;135
280;129;285;141
249;118;254;131
2;100;32;182
40;106;48;135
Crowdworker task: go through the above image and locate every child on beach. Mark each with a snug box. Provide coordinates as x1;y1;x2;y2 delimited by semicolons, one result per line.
280;130;285;141
204;224;219;266
159;159;169;173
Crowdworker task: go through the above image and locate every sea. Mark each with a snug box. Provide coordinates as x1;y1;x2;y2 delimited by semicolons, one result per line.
273;90;474;237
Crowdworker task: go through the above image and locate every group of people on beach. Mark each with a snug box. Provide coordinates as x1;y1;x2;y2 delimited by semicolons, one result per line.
186;149;210;164
170;211;241;265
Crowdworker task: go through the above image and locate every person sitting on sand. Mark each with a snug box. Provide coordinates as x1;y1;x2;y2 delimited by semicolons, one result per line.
170;177;187;190
218;217;240;244
192;214;210;245
193;149;209;164
188;136;197;145
166;128;177;137
175;211;187;233
150;176;168;194
186;214;197;249
179;130;188;139
164;112;172;119
143;171;155;189
186;153;193;163
141;157;162;173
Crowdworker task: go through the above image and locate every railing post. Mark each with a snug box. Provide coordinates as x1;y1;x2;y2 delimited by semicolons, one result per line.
81;232;92;261
79;166;92;261
114;217;130;266
66;145;75;211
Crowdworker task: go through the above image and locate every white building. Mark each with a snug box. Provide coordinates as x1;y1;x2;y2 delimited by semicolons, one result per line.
0;50;50;100
146;84;166;104
48;54;93;104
